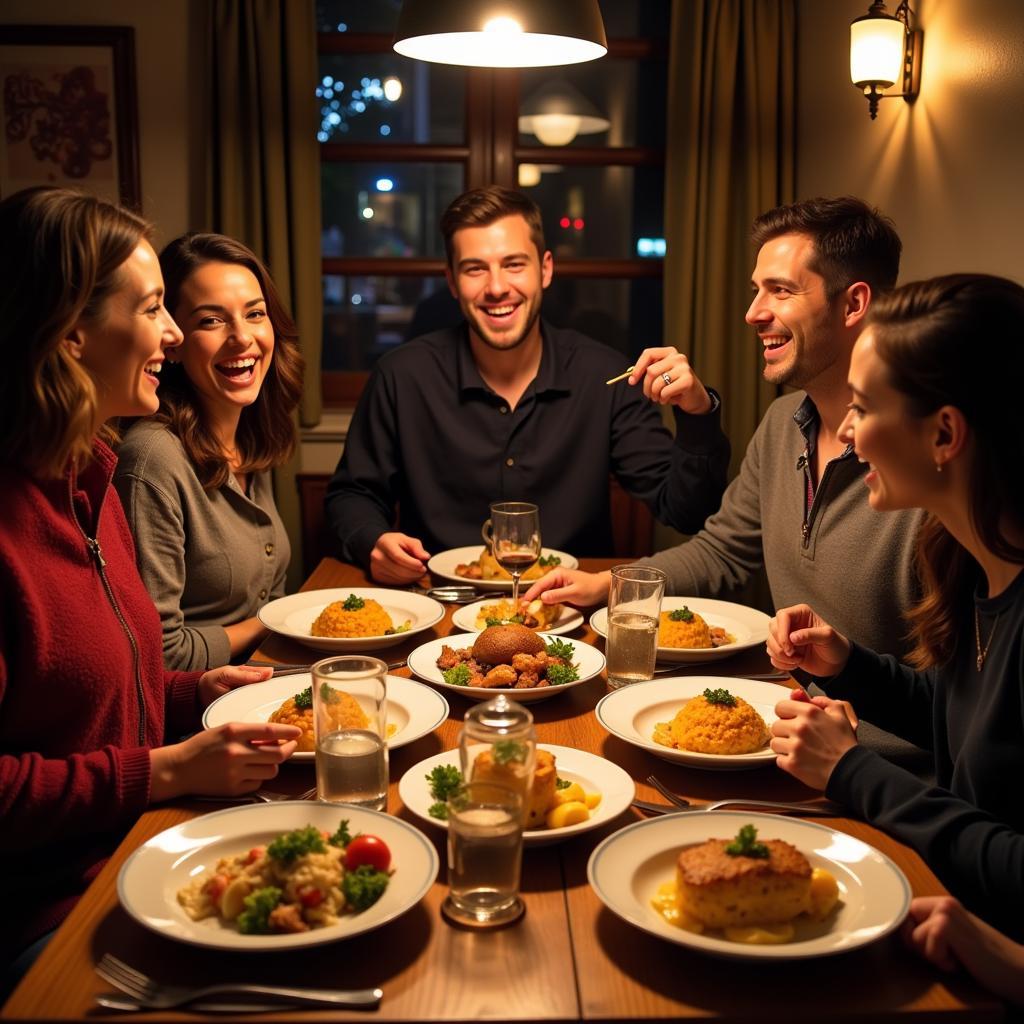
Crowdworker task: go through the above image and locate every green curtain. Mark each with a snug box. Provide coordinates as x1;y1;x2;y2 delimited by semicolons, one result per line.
663;0;796;477
205;0;322;590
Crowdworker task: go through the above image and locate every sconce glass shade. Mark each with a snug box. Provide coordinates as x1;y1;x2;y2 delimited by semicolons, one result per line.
518;79;611;146
850;7;906;88
394;0;608;68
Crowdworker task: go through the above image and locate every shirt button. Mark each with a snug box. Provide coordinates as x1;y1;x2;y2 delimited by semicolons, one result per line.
265;543;274;556
499;405;508;414
505;458;514;467
258;588;268;599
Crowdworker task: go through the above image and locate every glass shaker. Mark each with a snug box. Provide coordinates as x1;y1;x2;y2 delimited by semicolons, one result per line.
457;695;537;826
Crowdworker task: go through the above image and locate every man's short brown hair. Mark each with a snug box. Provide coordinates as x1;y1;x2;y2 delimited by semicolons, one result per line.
440;186;546;266
751;196;902;299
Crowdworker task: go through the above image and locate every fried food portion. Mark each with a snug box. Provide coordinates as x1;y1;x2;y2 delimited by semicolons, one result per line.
675;837;812;929
473;597;563;631
455;548;560;582
653;689;768;755
311;598;393;638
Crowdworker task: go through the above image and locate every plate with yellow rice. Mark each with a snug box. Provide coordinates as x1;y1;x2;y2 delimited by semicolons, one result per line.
258;588;445;652
587;811;911;960
202;673;450;761
595;676;788;770
590;596;770;664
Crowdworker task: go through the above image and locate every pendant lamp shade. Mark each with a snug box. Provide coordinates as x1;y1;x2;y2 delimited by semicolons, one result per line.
394;0;608;68
518;80;610;146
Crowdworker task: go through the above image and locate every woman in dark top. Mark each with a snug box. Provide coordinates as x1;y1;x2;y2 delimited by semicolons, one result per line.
766;274;1024;1003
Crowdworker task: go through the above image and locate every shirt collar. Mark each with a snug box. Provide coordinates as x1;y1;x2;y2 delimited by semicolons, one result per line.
792;393;854;460
456;320;571;398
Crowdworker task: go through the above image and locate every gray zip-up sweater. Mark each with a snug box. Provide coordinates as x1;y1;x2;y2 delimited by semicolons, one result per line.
114;420;289;671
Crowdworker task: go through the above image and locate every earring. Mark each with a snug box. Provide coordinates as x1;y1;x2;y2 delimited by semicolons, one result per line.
935;461;943;474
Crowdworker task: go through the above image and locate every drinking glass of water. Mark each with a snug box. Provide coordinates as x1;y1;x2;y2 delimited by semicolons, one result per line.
482;501;541;607
312;656;388;811
605;565;667;689
442;782;525;928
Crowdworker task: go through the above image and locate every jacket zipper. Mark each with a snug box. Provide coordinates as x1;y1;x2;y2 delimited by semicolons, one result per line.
70;478;147;746
800;447;853;549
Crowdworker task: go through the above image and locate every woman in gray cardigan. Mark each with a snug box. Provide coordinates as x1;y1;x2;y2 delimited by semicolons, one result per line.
115;234;304;670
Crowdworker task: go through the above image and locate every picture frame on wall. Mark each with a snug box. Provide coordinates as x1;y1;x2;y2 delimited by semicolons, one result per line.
0;24;140;209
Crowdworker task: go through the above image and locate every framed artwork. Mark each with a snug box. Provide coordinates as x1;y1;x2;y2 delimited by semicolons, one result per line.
0;24;140;209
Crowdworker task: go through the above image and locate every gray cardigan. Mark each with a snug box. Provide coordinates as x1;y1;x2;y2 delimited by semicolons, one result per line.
114;420;290;671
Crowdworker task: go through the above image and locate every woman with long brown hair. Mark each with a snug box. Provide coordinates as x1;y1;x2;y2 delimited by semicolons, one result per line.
766;273;1024;1000
0;190;299;983
114;233;303;670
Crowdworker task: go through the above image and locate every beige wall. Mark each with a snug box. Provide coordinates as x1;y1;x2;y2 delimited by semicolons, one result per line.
2;0;197;247
797;0;1024;285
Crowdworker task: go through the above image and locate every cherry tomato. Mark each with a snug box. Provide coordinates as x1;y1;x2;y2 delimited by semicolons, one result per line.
345;834;391;872
245;846;265;865
298;886;324;908
204;874;230;906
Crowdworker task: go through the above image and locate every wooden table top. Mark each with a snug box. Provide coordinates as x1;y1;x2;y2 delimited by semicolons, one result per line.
3;558;1004;1023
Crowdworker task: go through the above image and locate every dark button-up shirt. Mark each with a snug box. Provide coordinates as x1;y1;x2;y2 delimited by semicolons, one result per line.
326;322;730;567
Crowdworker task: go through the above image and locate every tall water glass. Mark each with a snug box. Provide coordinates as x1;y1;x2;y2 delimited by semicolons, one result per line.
443;782;525;927
605;565;667;689
482;501;541;607
312;656;388;810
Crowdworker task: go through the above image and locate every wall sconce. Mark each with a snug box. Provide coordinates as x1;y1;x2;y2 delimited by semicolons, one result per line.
850;0;922;119
518;80;610;146
394;0;607;68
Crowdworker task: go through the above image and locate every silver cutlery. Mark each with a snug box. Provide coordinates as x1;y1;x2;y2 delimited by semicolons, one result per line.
95;954;383;1011
195;786;318;805
651;664;790;680
632;797;842;817
426;585;482;603
647;774;690;807
96;993;294;1013
246;659;407;675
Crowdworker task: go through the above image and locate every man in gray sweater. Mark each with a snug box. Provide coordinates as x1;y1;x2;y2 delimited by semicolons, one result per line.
525;197;927;764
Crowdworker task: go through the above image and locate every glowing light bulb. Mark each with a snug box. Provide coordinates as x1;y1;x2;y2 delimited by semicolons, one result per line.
383;76;403;102
483;16;522;34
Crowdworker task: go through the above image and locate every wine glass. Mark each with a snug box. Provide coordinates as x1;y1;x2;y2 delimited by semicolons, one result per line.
486;502;541;607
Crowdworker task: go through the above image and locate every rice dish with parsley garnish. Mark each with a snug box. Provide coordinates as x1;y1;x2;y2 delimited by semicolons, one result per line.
653;688;769;755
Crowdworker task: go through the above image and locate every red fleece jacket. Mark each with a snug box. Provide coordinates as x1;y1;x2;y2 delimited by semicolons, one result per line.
0;441;202;958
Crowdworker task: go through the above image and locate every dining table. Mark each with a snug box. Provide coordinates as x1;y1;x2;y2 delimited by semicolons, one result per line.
2;557;1006;1023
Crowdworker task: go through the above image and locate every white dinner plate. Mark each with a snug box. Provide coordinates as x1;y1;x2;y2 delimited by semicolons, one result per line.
590;596;771;664
398;744;634;847
118;802;438;951
595;676;786;771
450;599;584;636
427;546;578;592
588;811;911;960
202;674;450;762
257;588;445;652
407;632;604;703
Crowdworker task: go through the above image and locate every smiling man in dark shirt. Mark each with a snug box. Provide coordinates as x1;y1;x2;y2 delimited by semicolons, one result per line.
325;186;730;584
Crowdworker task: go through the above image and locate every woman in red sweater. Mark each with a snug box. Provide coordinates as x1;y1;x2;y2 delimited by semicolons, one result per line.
0;188;301;978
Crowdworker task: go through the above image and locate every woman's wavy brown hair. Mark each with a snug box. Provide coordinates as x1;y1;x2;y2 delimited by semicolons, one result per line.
868;273;1024;667
155;234;303;488
0;187;151;477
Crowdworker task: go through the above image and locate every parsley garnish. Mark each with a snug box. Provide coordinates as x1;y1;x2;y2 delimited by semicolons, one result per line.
703;687;737;706
342;864;389;911
492;740;527;765
546;662;580;686
442;664;473;687
293;686;312;710
555;777;572;790
320;681;340;704
236;886;282;933
267;825;326;864
426;764;463;820
342;594;365;611
669;606;695;622
538;554;561;568
485;615;524;627
328;819;353;848
725;824;770;859
545;638;575;660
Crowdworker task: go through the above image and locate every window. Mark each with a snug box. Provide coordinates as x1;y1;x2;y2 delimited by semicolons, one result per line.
316;0;670;404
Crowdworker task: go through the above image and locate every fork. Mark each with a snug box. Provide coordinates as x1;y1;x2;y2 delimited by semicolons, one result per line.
644;776;842;816
95;954;383;1010
195;786;318;805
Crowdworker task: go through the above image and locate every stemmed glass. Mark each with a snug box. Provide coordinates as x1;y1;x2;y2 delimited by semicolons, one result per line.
485;502;541;607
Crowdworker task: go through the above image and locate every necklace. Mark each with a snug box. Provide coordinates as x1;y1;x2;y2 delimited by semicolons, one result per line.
973;606;1000;671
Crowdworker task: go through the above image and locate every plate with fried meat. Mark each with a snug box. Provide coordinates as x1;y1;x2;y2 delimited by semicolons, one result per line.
258;588;445;652
427;546;578;591
588;811;911;960
595;676;787;771
407;624;604;702
450;597;584;636
591;596;770;664
202;673;449;761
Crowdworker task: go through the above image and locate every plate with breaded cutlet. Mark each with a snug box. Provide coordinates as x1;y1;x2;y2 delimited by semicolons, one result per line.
588;811;911;959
